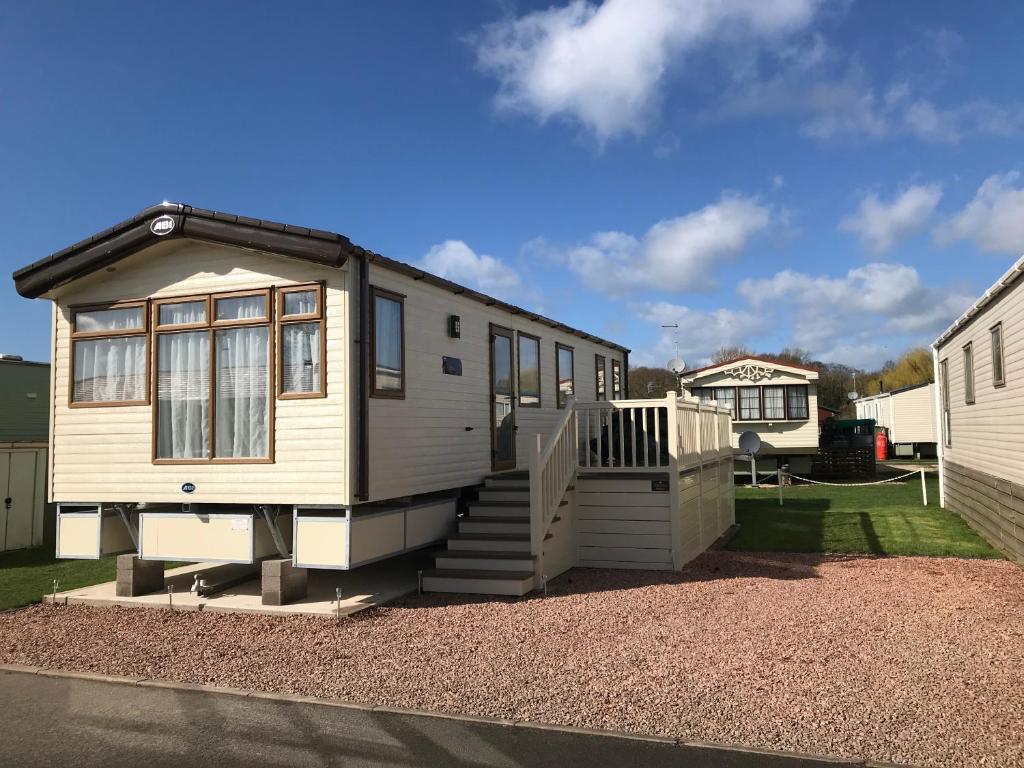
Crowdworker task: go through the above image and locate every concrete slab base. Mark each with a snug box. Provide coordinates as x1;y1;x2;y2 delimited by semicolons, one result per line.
116;555;164;597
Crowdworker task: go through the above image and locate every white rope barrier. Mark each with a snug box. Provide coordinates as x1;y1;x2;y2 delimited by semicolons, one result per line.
783;469;920;487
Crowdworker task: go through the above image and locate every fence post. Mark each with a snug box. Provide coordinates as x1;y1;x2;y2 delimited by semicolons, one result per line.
665;392;681;569
920;468;928;506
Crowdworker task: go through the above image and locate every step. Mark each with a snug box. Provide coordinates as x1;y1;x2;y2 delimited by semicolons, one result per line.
458;516;530;535
446;533;532;552
421;568;535;596
477;488;530;503
484;476;530;488
434;550;536;571
467;500;529;518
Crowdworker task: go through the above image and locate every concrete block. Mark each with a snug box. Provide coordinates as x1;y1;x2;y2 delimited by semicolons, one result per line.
115;555;165;597
261;558;307;606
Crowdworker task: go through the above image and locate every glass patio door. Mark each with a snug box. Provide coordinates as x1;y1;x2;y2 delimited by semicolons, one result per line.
490;325;516;471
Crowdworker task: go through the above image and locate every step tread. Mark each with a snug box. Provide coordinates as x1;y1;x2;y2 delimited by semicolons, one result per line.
468;500;529;508
487;471;529;479
423;568;535;581
461;516;530;524
448;532;529;542
436;550;537;560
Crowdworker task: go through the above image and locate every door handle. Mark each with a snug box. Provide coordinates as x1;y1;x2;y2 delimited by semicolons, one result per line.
3;497;10;510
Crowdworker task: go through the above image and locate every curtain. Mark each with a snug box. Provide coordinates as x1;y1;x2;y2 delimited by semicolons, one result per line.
156;331;209;459
715;387;737;419
281;322;321;393
73;337;146;402
374;297;402;391
158;301;206;325
787;386;809;419
740;387;760;419
215;327;269;458
216;295;265;322
76;306;142;333
764;386;785;419
283;290;317;316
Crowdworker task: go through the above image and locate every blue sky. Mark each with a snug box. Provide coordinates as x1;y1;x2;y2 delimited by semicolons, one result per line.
2;0;1023;369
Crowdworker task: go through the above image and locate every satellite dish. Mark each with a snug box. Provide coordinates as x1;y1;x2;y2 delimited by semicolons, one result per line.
738;430;761;455
667;358;687;375
847;391;859;401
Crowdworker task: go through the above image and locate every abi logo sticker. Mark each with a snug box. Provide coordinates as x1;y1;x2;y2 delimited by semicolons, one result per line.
181;482;196;494
150;215;175;236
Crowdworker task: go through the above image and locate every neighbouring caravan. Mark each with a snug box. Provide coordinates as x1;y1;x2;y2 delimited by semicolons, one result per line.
12;203;735;598
854;383;937;458
934;255;1024;563
681;356;819;476
0;355;50;552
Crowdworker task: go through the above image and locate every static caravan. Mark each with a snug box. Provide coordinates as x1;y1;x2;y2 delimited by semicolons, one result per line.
854;383;937;458
933;255;1024;562
681;356;819;475
0;355;50;552
13;203;734;598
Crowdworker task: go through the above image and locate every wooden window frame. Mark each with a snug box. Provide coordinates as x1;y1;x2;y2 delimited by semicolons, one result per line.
611;358;622;399
277;282;326;400
963;341;975;405
369;286;406;399
738;385;761;421
940;358;951;447
762;384;786;420
556;343;575;409
152;295;212;331
784;384;809;420
991;322;1006;388
69;299;150;408
516;331;542;408
594;354;607;401
151;288;275;466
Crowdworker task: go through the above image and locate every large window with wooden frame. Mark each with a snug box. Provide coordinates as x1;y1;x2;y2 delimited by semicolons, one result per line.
370;287;405;398
693;384;809;421
991;323;1005;387
595;354;607;400
153;289;272;463
277;283;325;398
611;359;622;399
556;343;574;408
517;332;541;407
940;358;951;447
738;386;760;420
70;301;149;406
963;342;975;404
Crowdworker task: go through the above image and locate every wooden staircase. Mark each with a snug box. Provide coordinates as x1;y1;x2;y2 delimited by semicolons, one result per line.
421;471;559;596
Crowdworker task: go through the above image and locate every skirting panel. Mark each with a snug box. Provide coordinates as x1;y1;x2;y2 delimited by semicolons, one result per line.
943;461;1024;562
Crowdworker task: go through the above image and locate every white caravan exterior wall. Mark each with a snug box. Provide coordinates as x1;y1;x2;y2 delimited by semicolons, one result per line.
46;239;349;506
360;263;625;502
854;384;936;444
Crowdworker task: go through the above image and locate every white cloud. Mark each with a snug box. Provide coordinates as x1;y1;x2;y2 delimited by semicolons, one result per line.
935;172;1024;253
630;300;766;367
839;184;942;254
417;240;522;297
473;0;821;143
564;194;773;295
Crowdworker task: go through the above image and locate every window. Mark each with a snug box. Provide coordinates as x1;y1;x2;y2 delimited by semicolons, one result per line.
370;287;405;398
278;284;325;399
963;342;975;404
556;344;574;408
517;333;541;407
154;290;272;463
611;359;622;399
763;386;785;419
940;358;951;447
786;385;809;419
696;388;714;405
70;302;148;406
714;387;737;419
595;354;607;400
992;323;1005;386
739;386;760;420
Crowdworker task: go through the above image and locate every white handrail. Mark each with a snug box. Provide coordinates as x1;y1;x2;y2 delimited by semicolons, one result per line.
529;399;578;587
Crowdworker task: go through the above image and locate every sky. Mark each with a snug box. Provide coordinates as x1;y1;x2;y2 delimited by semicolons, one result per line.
2;0;1023;370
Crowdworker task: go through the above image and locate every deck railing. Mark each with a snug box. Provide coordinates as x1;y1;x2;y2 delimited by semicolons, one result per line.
528;400;579;587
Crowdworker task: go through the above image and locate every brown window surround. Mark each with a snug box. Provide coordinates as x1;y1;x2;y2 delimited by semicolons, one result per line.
277;282;326;400
695;383;810;422
595;354;607;401
153;294;211;331
611;358;622;399
369;286;406;399
991;322;1006;388
68;299;150;408
963;341;975;404
517;331;541;408
556;343;575;409
151;288;275;466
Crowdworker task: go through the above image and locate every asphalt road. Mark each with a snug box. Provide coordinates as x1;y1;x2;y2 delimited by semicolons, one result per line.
0;671;859;768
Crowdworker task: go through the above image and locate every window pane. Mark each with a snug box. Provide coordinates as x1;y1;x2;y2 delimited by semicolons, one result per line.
596;356;606;400
374;296;403;392
764;386;785;419
612;361;622;398
215;295;267;321
697;388;714;405
158;301;206;326
518;335;540;406
992;326;1004;383
73;337;147;402
156;331;210;459
740;387;760;420
282;322;322;394
283;290;318;316
215;327;270;458
787;386;808;419
76;306;143;334
964;344;974;403
557;347;574;407
715;387;737;419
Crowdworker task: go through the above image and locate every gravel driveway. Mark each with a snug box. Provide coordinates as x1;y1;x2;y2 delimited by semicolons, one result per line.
2;552;1021;768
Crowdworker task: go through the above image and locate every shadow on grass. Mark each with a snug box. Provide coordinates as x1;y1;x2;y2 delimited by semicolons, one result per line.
858;512;883;555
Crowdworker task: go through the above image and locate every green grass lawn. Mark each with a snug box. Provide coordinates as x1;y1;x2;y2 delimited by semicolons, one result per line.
729;474;1000;558
0;547;184;612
